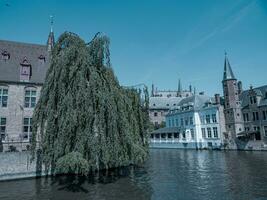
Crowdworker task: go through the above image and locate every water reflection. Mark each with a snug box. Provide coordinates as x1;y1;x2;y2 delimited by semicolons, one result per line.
1;149;267;200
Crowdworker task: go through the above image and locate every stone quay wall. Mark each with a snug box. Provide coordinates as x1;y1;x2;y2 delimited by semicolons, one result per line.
0;151;46;181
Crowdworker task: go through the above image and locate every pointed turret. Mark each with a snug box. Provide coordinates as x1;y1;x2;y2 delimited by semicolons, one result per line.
47;15;55;52
222;52;244;142
223;52;236;81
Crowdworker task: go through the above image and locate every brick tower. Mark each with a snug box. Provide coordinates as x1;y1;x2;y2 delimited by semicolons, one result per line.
222;53;244;146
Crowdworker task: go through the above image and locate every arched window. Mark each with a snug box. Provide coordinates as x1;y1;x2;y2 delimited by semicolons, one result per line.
24;87;37;108
0;85;8;107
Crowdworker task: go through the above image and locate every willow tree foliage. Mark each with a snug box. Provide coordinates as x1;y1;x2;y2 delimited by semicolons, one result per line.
31;32;150;175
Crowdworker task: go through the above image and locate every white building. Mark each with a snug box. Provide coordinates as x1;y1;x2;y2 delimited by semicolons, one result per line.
150;94;226;149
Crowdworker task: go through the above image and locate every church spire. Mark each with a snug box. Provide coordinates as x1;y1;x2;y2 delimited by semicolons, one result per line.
223;52;236;81
47;15;55;52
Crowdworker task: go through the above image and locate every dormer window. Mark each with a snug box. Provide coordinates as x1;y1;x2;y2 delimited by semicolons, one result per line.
38;55;46;63
20;57;32;82
250;96;257;104
1;51;10;61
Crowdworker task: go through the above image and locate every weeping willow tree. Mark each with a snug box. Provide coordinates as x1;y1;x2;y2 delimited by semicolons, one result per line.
31;32;150;175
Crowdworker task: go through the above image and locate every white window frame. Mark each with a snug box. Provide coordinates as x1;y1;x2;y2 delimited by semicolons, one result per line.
0;117;6;141
0;87;8;107
201;128;206;138
206;115;211;124
24;88;37;108
212;114;217;123
213;127;218;138
207;127;212;138
23;117;32;141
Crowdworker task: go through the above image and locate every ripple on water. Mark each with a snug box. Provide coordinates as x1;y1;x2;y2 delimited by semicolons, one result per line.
0;149;267;200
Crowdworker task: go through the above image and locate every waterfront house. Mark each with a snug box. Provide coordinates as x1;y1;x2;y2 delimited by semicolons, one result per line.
150;93;226;149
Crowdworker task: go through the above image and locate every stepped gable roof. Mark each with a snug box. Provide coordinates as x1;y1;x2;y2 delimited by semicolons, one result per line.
0;40;49;84
240;85;267;108
149;96;183;110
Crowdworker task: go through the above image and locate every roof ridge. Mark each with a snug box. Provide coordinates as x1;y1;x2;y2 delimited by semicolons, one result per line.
242;85;267;93
0;39;46;48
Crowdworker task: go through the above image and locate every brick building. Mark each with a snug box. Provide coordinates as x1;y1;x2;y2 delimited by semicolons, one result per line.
222;53;267;150
0;24;54;151
149;81;194;129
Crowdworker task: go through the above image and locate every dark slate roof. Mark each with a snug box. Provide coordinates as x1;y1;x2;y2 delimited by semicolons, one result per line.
240;85;267;107
178;94;211;110
166;94;216;116
149;96;183;110
0;40;50;84
223;55;236;81
152;127;180;134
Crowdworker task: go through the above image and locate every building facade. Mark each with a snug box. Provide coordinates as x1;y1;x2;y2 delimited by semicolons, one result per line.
150;94;226;149
0;26;54;152
222;54;267;150
149;81;194;129
241;85;267;144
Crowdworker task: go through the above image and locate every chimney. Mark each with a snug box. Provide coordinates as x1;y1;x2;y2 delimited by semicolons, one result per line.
237;81;243;95
215;94;220;105
189;84;192;93
151;84;155;97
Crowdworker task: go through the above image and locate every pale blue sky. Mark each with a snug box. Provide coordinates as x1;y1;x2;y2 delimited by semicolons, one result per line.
0;0;267;95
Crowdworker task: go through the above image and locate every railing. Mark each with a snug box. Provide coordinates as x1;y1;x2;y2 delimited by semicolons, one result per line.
1;133;31;143
150;138;191;143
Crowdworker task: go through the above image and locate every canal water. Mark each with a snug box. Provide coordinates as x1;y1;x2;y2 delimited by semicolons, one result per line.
0;149;267;200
